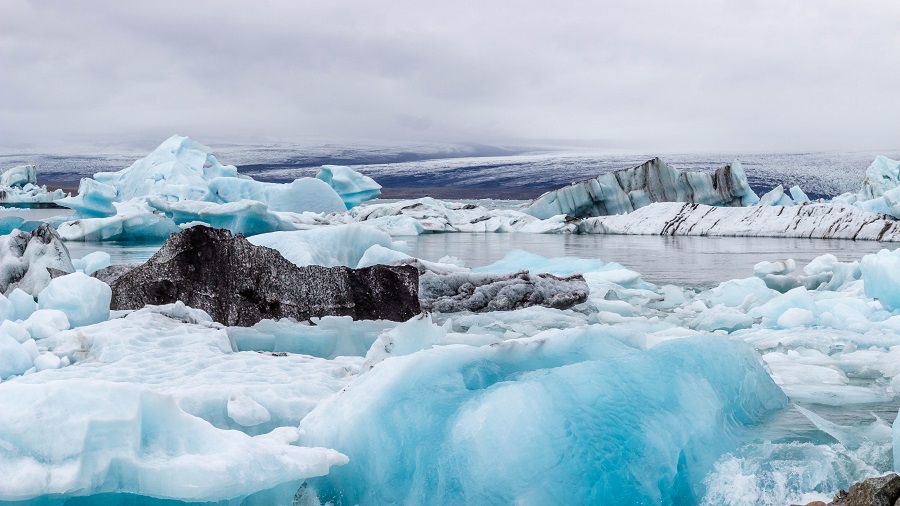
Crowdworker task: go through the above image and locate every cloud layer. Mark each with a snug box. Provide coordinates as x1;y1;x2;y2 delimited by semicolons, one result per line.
2;0;899;152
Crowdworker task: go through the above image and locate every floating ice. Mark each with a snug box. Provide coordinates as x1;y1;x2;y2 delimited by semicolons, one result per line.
0;333;32;379
208;177;346;214
579;202;900;241
37;272;111;327
72;251;111;275
249;224;402;268
341;197;576;233
57;199;181;241
300;329;786;504
0;164;36;187
523;158;759;219
0;165;67;204
228;316;397;359
316;165;382;209
861;249;900;311
0;379;346;502
0;224;74;295
56;135;382;239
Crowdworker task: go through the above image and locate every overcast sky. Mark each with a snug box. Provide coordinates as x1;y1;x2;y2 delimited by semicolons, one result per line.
1;0;899;153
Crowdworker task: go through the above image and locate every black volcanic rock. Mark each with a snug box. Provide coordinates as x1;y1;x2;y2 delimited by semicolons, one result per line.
109;226;420;326
419;270;589;313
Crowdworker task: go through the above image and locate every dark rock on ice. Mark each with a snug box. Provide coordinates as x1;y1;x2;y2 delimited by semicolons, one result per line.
0;223;74;295
419;270;589;313
91;263;139;285
109;225;420;326
797;473;900;506
523;157;758;219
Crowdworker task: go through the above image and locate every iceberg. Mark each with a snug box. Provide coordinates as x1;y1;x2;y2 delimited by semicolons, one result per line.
56;135;381;239
0;379;346;502
0;164;68;204
0;164;36;187
522;158;759;219
299;329;786;504
37;272;111;327
316;165;382;209
0;224;74;295
578;202;900;241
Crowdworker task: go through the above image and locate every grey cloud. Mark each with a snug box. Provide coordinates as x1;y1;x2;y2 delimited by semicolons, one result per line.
1;0;898;152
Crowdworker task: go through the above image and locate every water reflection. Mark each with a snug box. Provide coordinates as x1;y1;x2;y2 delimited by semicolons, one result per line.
402;234;896;288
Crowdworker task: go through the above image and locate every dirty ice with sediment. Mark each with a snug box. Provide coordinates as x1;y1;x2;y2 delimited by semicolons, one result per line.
2;136;900;504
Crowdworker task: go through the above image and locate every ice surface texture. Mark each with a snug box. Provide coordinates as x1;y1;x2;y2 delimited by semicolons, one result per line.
523;157;759;219
579;202;900;241
110;225;421;326
300;329;787;505
0;307;353;502
0;223;74;295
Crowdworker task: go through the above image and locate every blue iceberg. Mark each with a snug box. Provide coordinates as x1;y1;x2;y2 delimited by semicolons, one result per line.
299;329;787;505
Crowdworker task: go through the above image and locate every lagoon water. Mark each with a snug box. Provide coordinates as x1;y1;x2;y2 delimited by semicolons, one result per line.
65;230;896;289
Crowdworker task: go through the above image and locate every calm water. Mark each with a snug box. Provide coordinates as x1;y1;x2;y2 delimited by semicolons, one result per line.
65;233;895;289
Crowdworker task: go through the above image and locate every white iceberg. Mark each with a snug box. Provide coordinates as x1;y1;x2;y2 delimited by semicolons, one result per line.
56;135;380;240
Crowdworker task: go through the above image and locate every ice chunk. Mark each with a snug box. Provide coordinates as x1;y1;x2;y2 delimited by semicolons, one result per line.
474;249;618;276
57;178;118;217
692;305;754;332
748;287;816;327
0;165;66;204
57;200;180;241
208;177;346;214
7;288;36;320
72;251;111;275
0;380;347;502
227;391;272;427
1;320;31;343
33;351;61;371
523;158;759;219
758;185;795;206
316;165;382;209
249;224;400;268
93;135;242;203
361;313;445;370
578;201;900;241
148;197;293;237
0;164;36;187
0;224;74;295
0;333;32;379
356;244;414;268
861;249;900;310
22;308;70;339
860;155;900;201
789;185;811;204
228;316;397;358
300;330;786;504
38;272;111;327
